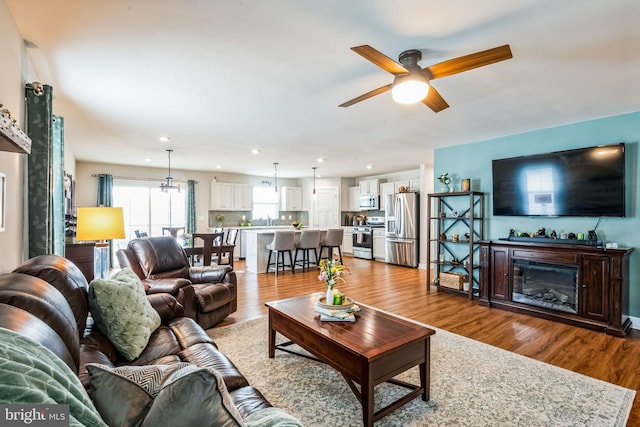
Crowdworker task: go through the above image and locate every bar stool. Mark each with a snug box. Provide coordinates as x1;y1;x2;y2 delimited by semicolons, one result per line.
265;231;296;275
294;230;321;272
319;228;344;264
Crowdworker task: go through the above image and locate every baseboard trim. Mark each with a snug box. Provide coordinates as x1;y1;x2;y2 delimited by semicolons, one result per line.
629;315;639;330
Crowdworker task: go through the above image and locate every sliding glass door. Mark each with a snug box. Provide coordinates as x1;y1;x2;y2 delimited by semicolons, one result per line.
112;180;186;251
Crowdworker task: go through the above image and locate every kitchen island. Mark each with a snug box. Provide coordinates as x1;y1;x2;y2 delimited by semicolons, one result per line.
244;228;328;273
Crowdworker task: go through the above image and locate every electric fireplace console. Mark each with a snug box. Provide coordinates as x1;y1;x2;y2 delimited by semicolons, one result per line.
479;239;633;337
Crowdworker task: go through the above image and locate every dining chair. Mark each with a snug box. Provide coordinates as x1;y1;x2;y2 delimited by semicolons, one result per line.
191;233;225;266
162;226;185;238
134;230;148;238
215;229;238;267
225;228;239;245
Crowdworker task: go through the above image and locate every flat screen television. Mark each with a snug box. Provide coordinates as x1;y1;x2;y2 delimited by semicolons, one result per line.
492;143;625;217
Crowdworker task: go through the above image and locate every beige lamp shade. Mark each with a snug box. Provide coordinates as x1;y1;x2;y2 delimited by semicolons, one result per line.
76;207;125;243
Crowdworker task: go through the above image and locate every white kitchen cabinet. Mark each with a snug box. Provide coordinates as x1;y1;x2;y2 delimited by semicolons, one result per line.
342;227;353;255
395;179;420;192
234;184;253;210
280;186;303;211
359;178;379;195
210;181;234;210
210;181;253;211
348;186;360;211
373;228;386;261
380;182;395;210
394;181;409;193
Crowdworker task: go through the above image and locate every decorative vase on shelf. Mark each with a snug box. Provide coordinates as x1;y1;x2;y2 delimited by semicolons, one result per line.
440;185;450;193
326;287;334;305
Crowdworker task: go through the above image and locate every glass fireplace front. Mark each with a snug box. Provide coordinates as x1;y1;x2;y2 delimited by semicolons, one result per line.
512;259;578;314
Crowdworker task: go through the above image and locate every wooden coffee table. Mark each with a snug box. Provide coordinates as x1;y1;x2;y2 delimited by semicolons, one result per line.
265;293;435;426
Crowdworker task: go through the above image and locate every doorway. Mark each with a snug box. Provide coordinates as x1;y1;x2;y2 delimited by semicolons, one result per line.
311;187;339;229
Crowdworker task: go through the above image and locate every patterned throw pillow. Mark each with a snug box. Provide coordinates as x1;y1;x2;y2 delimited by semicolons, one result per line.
88;268;161;361
86;363;246;427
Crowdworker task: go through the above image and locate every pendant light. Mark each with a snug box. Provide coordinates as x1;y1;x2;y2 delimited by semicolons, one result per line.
312;166;317;196
160;149;181;192
273;162;279;192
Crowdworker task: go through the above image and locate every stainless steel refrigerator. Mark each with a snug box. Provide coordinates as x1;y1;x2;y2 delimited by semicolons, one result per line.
385;192;419;267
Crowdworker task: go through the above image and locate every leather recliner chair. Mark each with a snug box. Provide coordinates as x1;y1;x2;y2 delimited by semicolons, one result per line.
116;236;237;329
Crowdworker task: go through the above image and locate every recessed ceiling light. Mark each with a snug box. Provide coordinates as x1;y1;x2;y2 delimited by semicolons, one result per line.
158;136;170;142
366;164;373;169
317;158;325;163
144;157;152;162
216;165;222;169
251;149;260;155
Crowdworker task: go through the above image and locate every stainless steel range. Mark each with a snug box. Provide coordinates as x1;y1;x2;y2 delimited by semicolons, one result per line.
352;216;385;260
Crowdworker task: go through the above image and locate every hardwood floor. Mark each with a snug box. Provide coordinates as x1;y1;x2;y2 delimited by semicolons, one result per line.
219;257;640;425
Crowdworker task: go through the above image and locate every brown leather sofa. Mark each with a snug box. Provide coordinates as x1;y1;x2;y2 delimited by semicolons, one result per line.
0;254;273;422
116;236;237;329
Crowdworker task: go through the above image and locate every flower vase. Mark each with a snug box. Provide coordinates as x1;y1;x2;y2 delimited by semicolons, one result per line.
441;184;450;193
326;287;334;305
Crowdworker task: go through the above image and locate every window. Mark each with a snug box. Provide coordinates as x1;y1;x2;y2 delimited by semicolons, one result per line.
252;186;278;220
112;179;186;243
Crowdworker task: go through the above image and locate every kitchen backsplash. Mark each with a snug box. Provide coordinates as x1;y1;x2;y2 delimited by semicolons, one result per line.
341;210;384;226
209;210;309;228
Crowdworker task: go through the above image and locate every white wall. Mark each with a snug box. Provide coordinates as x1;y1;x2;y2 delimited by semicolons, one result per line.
0;0;29;272
75;161;302;233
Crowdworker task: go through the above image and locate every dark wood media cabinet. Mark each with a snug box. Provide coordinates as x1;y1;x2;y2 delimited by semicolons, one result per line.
479;239;633;337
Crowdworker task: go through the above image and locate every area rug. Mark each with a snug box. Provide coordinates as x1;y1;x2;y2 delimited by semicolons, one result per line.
208;317;634;426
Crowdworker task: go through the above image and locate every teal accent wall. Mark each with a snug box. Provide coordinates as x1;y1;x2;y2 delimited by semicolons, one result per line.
434;111;640;316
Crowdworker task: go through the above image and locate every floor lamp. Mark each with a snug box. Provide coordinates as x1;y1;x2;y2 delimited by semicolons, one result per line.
76;207;125;280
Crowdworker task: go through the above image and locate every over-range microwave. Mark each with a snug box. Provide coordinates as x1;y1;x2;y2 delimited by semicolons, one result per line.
359;194;379;210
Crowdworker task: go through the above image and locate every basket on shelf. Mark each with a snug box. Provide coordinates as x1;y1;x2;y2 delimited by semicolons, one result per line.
439;272;468;290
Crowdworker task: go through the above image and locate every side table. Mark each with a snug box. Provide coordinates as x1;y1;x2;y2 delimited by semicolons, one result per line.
65;242;95;283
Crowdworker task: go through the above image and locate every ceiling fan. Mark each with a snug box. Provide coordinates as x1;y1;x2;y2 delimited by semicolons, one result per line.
339;44;512;112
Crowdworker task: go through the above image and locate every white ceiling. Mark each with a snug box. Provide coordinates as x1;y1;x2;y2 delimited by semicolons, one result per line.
6;0;640;179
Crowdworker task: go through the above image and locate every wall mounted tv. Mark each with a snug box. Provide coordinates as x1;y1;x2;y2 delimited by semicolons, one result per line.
492;143;625;217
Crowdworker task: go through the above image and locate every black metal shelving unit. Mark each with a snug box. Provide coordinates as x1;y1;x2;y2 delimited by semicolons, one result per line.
426;191;484;299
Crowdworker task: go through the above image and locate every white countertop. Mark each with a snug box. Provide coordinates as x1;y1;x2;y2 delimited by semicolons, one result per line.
210;225;296;232
243;228;301;235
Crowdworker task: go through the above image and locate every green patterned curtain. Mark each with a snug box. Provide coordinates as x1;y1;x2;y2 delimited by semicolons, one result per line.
186;179;196;234
26;84;65;257
52;116;65;254
96;174;113;207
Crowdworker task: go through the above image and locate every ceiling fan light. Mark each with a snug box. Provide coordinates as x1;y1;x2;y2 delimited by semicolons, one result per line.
392;77;429;104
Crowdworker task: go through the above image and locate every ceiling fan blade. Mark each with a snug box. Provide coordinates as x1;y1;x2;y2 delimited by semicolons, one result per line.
351;45;409;75
425;44;512;80
339;84;392;107
421;85;449;112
